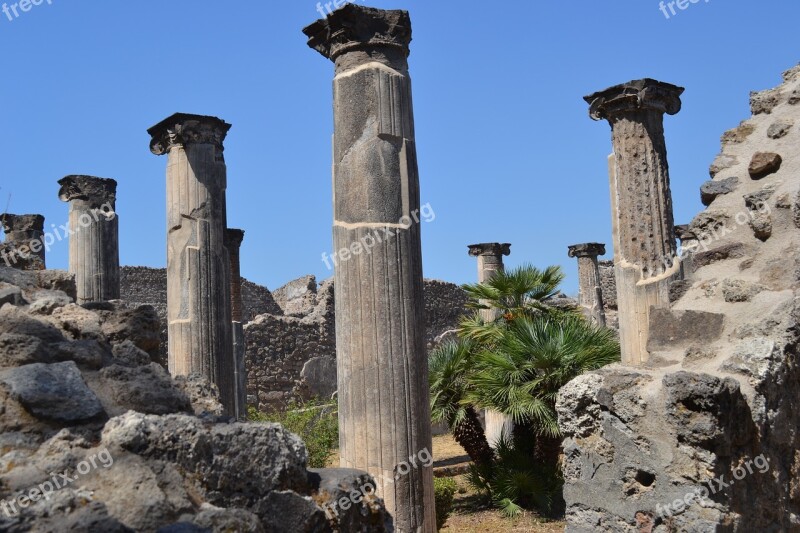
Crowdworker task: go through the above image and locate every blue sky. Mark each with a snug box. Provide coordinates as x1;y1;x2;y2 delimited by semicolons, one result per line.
0;0;797;295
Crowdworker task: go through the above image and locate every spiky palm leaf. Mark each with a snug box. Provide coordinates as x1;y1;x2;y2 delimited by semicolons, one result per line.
462;264;566;318
468;314;620;438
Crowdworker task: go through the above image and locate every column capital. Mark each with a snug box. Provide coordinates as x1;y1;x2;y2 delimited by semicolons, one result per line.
303;5;412;62
1;213;44;234
584;79;684;121
674;224;698;242
58;175;117;208
148;113;232;156
224;228;245;250
468;243;511;258
568;242;606;259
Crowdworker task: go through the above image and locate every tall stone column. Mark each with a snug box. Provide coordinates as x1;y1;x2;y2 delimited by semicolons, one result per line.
225;228;247;420
585;79;683;365
467;243;513;447
675;225;698;280
148;113;235;415
0;214;46;270
567;243;607;327
304;6;435;531
57;176;120;303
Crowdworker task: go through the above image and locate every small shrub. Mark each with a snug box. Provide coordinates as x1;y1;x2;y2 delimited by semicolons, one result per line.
434;477;458;530
248;399;339;468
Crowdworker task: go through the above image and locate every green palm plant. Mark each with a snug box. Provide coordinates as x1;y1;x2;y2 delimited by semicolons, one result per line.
428;338;494;471
461;264;566;320
468;313;620;439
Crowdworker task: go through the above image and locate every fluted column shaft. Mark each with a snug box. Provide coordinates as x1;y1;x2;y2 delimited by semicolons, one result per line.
305;6;435;531
58;176;119;303
468;243;513;448
225;228;246;419
148;113;235;415
568;243;606;327
0;214;46;270
586;79;683;364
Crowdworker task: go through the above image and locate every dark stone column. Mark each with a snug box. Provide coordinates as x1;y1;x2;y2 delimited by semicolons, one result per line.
585;79;683;365
148;113;235;415
304;6;435;530
568;243;607;327
58;176;120;303
225;228;247;420
0;214;46;270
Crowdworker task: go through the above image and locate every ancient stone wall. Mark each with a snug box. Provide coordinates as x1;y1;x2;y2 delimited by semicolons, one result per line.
120;268;470;411
558;64;800;532
246;276;470;411
119;266;282;366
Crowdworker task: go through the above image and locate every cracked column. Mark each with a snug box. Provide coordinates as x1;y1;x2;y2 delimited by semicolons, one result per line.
225;228;247;420
675;225;698;280
585;79;683;365
468;243;513;448
0;214;46;271
304;6;435;531
568;243;607;327
57;176;120;303
148;113;235;415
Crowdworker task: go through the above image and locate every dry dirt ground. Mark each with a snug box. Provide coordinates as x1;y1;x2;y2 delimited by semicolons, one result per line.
432;435;566;533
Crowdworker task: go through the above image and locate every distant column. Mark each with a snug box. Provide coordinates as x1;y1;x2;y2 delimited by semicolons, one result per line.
148;113;235;415
468;243;513;447
0;214;46;271
304;6;435;530
225;228;247;419
57;176;120;303
675;225;698;280
568;243;607;327
585;79;683;365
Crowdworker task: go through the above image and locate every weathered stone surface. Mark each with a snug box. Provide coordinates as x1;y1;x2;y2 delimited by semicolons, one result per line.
722;279;764;303
0;282;25;307
721;122;755;144
274;275;319;317
0;304;66;344
100;363;192;416
0;266;75;298
58;175;120;304
749;151;783;179
0;361;104;422
173;373;225;417
0;213;46;271
709;153;738;178
586;78;682;365
53;339;108;369
309;468;394;532
693;242;749;269
647;309;724;352
304;6;435;529
0;488;133;532
28;289;72;315
0;333;54;367
568;243;607;327
296;356;337;401
767;120;793;139
148;113;235;415
750;87;780;115
111;339;151;367
51;303;104;340
700;176;738;206
97;302;161;358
